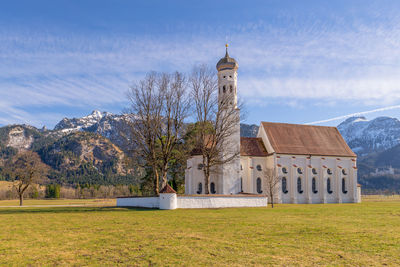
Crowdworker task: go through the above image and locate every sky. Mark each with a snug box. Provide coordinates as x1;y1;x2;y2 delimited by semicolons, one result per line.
2;0;400;128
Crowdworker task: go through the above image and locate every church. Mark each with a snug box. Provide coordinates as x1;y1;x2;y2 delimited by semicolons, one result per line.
185;46;361;204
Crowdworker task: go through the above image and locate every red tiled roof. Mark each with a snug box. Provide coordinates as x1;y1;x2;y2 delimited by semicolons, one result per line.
261;122;356;157
240;137;269;157
160;184;177;194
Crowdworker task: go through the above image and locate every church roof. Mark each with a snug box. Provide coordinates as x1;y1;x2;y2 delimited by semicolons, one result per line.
260;122;356;157
240;137;270;157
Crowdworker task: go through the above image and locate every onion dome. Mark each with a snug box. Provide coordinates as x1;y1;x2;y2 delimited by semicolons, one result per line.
216;44;239;71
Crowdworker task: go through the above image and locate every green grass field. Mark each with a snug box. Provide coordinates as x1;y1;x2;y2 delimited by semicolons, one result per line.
0;197;399;266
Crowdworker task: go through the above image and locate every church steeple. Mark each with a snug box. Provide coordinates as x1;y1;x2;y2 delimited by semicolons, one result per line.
216;44;238;72
215;44;241;194
217;44;238;108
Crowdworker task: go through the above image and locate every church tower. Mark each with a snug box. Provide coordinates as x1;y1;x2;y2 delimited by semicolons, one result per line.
216;44;241;194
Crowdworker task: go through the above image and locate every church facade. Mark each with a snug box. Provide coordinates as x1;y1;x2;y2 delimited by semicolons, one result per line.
185;47;361;204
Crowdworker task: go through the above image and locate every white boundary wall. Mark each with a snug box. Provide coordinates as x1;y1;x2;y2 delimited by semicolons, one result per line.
116;194;267;209
177;196;267;209
116;197;159;208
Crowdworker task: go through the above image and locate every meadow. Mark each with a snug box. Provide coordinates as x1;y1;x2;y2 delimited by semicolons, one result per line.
0;197;399;266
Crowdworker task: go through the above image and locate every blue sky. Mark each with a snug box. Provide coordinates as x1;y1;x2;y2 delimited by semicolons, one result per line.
2;0;400;128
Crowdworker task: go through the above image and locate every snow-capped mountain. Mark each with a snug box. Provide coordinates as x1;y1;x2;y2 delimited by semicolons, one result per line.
337;116;400;155
53;110;131;150
54;110;113;133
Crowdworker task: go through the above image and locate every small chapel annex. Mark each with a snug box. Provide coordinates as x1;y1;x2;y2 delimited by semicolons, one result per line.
185;46;361;204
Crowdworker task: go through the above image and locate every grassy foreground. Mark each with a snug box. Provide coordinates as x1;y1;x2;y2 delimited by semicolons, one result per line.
0;198;399;266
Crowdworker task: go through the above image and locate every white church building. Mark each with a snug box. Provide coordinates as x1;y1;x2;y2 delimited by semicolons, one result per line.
185;46;361;204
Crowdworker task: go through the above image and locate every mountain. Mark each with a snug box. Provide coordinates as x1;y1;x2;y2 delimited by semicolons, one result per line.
337;116;400;155
240;123;259;137
3;110;400;192
54;110;131;150
0;123;135;186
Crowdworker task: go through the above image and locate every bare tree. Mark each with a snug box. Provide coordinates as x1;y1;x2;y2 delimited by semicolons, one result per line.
156;72;190;188
6;151;49;206
263;167;280;208
126;71;190;195
190;65;241;194
126;72;163;195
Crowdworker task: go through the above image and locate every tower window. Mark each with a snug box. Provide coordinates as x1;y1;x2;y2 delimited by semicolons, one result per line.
223;76;226;78
282;167;288;174
230;85;233;92
327;169;332;175
297;168;303;174
223;86;226;93
342;169;347;175
197;164;204;170
229;75;232;78
256;165;262;171
312;168;317;175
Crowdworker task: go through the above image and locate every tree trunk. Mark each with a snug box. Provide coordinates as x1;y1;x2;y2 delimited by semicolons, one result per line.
203;158;210;194
161;163;168;188
204;169;210;194
19;193;23;206
153;167;160;196
270;192;274;208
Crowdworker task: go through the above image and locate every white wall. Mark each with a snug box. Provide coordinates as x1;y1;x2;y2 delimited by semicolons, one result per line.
117;195;268;209
177;196;267;209
275;154;358;204
116;197;159;208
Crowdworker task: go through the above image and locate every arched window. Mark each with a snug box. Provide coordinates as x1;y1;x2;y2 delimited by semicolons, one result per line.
312;177;318;194
240;177;243;192
327;169;332;175
210;182;216;194
327;178;333;194
342;178;348;194
282;177;288;194
297;168;303;174
282;167;288;174
297;177;303;194
240;164;243;170
197;183;202;194
223;85;226;93
312;168;317;175
230;85;233;92
256;165;262;171
256;178;262;194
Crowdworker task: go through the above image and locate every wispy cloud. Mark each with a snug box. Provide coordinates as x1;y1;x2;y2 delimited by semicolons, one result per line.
305;105;400;125
2;6;400;127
